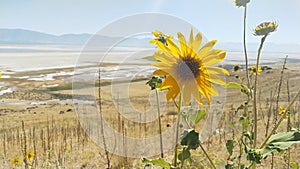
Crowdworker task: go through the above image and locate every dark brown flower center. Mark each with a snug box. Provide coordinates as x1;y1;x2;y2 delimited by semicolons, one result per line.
176;57;200;81
233;65;240;71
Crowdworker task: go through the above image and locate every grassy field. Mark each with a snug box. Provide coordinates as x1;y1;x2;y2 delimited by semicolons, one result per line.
0;62;299;168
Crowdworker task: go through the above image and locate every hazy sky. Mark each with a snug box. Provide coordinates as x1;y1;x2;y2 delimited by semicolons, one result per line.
1;0;300;44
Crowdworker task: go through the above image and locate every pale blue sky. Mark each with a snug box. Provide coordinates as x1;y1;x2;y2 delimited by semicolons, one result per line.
1;0;300;44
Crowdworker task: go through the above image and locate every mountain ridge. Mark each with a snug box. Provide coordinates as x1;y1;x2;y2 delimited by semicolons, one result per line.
0;28;299;53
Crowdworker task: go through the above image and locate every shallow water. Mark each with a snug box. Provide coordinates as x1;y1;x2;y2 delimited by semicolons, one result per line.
0;44;299;81
0;87;15;95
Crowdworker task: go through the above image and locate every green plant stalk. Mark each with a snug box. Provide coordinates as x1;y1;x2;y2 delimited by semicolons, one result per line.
98;68;111;169
274;55;288;128
242;6;252;150
22;120;29;169
253;34;268;148
286;78;291;169
173;92;182;167
155;89;164;158
200;144;217;169
238;140;243;168
259;90;300;149
243;5;251;90
181;149;185;169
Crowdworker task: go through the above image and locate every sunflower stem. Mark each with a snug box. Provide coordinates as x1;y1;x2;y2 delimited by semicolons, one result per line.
253;35;267;148
173;92;182;167
243;4;251;92
172;98;179;109
199;143;217;169
155;89;164;158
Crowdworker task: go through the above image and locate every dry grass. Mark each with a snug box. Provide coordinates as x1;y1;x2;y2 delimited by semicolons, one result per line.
0;63;300;168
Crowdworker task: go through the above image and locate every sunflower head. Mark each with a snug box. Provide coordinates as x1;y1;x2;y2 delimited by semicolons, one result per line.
253;22;278;36
232;64;241;72
146;76;162;90
152;28;229;105
233;0;250;7
250;65;262;75
149;30;173;46
278;106;285;115
278;106;288;119
12;157;21;166
25;150;35;161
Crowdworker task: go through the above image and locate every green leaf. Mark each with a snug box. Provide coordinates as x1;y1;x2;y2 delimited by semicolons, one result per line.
242;140;263;164
178;148;191;162
225;164;234;169
261;131;300;157
189;110;206;125
290;162;299;169
225;82;247;90
142;158;171;169
180;129;200;150
243;131;254;143
239;115;251;130
226;82;251;95
226;140;235;156
245;147;263;164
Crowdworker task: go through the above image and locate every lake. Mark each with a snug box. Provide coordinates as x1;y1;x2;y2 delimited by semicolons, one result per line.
0;44;299;81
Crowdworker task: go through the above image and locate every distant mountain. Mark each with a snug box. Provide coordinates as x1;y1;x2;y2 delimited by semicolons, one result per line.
0;28;299;53
0;28;153;47
0;29;93;45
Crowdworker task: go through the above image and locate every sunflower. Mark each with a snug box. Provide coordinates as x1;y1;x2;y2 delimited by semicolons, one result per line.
149;30;173;46
25;150;35;161
278;106;288;119
233;0;250;7
146;76;162;90
152;29;229;105
232;64;241;72
250;65;262;75
278;106;285;115
11;157;21;166
253;22;278;36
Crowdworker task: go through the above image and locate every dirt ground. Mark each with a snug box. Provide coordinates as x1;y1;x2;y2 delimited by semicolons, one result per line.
0;62;299;168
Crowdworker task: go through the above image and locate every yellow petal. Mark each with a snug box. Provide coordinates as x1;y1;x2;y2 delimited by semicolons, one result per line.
161;76;177;88
151;61;172;68
207;84;219;96
206;66;230;75
215;50;226;60
152;30;163;37
183;81;198;105
183;86;192;105
149;39;157;44
199;85;211;103
198;77;218;97
202;51;226;66
166;87;179;100
188;28;194;47
153;52;177;63
163;76;179;100
196;76;211;103
166;39;181;58
177;32;187;56
153;69;168;75
157;41;179;59
207;74;227;85
192;32;202;52
192;87;203;105
197;40;217;57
